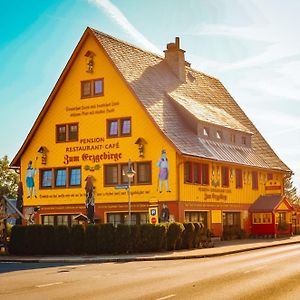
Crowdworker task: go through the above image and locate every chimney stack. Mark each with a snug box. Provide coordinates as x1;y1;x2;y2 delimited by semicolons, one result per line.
164;37;186;82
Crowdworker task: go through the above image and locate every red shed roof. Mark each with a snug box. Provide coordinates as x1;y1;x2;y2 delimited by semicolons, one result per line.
249;195;293;212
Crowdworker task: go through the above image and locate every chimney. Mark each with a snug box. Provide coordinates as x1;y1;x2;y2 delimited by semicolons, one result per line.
164;37;186;82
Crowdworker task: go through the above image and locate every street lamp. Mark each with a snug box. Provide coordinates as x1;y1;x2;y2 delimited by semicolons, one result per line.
126;160;135;225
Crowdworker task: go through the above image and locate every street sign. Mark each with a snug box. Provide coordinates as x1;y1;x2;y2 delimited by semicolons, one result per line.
115;184;129;190
149;206;158;224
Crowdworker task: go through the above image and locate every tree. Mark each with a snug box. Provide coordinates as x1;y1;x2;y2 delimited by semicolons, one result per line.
284;173;299;204
0;156;18;199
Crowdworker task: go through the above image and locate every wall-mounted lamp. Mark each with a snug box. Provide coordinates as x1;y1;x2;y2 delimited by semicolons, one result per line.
135;137;147;158
37;146;48;165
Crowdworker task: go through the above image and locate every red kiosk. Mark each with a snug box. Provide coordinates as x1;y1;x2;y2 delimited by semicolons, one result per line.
250;195;293;237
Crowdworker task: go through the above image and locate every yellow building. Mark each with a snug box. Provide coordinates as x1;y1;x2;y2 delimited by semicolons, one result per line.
11;27;292;236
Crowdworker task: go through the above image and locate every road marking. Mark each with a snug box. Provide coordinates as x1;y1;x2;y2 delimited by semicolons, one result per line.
137;267;153;271
156;294;176;300
244;266;266;274
36;282;63;288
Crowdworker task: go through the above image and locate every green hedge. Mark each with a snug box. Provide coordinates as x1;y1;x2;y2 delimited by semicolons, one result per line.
54;225;70;254
70;225;85;254
8;222;212;255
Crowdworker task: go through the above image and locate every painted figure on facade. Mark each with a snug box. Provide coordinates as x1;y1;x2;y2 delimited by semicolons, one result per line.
160;203;170;222
26;160;37;198
85;176;95;224
157;149;170;192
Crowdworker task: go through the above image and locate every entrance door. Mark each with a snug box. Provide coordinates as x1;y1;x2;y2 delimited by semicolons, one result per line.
223;212;241;239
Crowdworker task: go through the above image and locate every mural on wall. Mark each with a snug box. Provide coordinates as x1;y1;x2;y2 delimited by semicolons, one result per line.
24;206;40;224
85;176;95;224
26;160;37;198
160;203;170;222
157;149;171;193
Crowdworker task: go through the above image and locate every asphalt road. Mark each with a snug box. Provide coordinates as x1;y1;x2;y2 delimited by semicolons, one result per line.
1;244;300;300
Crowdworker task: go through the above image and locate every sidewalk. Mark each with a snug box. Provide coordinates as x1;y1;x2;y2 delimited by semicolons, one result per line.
1;235;300;264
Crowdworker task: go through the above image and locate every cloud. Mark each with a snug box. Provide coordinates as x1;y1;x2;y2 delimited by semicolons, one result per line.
88;0;161;55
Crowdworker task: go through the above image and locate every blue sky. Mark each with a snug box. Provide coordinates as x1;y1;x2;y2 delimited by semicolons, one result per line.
1;0;299;193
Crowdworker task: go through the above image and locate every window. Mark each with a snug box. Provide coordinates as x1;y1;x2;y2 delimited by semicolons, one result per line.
81;78;104;98
223;212;241;228
236;169;243;189
203;127;209;136
108;120;118;137
184;162;209;185
81;80;92;97
185;211;208;227
55;169;66;187
216;130;222;140
56;123;78;143
267;173;273;180
242;136;247;145
137;163;151;184
104;164;118;185
94;79;104;96
121;119;131;135
184;162;192;183
69;168;81;186
221;166;229;187
252;171;258;190
230;134;236;143
40;167;81;189
68;124;78;141
43;215;55;226
57;215;69;226
104;162;151;186
41;169;52;188
107;118;131;138
107;212;148;227
253;213;272;224
56;125;66;142
42;214;79;227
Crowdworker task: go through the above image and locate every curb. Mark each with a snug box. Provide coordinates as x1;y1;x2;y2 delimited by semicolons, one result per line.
1;239;300;264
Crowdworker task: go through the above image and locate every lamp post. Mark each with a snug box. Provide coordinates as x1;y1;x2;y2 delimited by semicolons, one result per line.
126;160;135;225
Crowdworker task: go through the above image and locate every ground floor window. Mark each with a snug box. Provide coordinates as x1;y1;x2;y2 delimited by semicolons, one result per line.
107;212;149;227
185;211;208;227
252;213;272;224
42;214;79;227
223;212;241;229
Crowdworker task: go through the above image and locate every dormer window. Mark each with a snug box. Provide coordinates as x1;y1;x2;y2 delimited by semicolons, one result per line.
242;136;247;145
230;134;236;143
216;130;222;140
203;127;209;137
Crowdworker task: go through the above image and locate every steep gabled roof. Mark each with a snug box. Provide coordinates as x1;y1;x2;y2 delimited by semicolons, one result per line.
91;28;290;172
11;27;291;173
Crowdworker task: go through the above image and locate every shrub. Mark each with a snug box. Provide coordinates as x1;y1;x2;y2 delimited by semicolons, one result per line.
115;224;131;253
166;222;184;251
70;225;84;254
193;223;202;248
152;224;167;252
24;225;45;255
97;223;115;253
129;224;141;253
85;225;99;254
139;224;155;252
42;225;55;255
181;223;195;249
54;225;70;254
8;225;26;255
